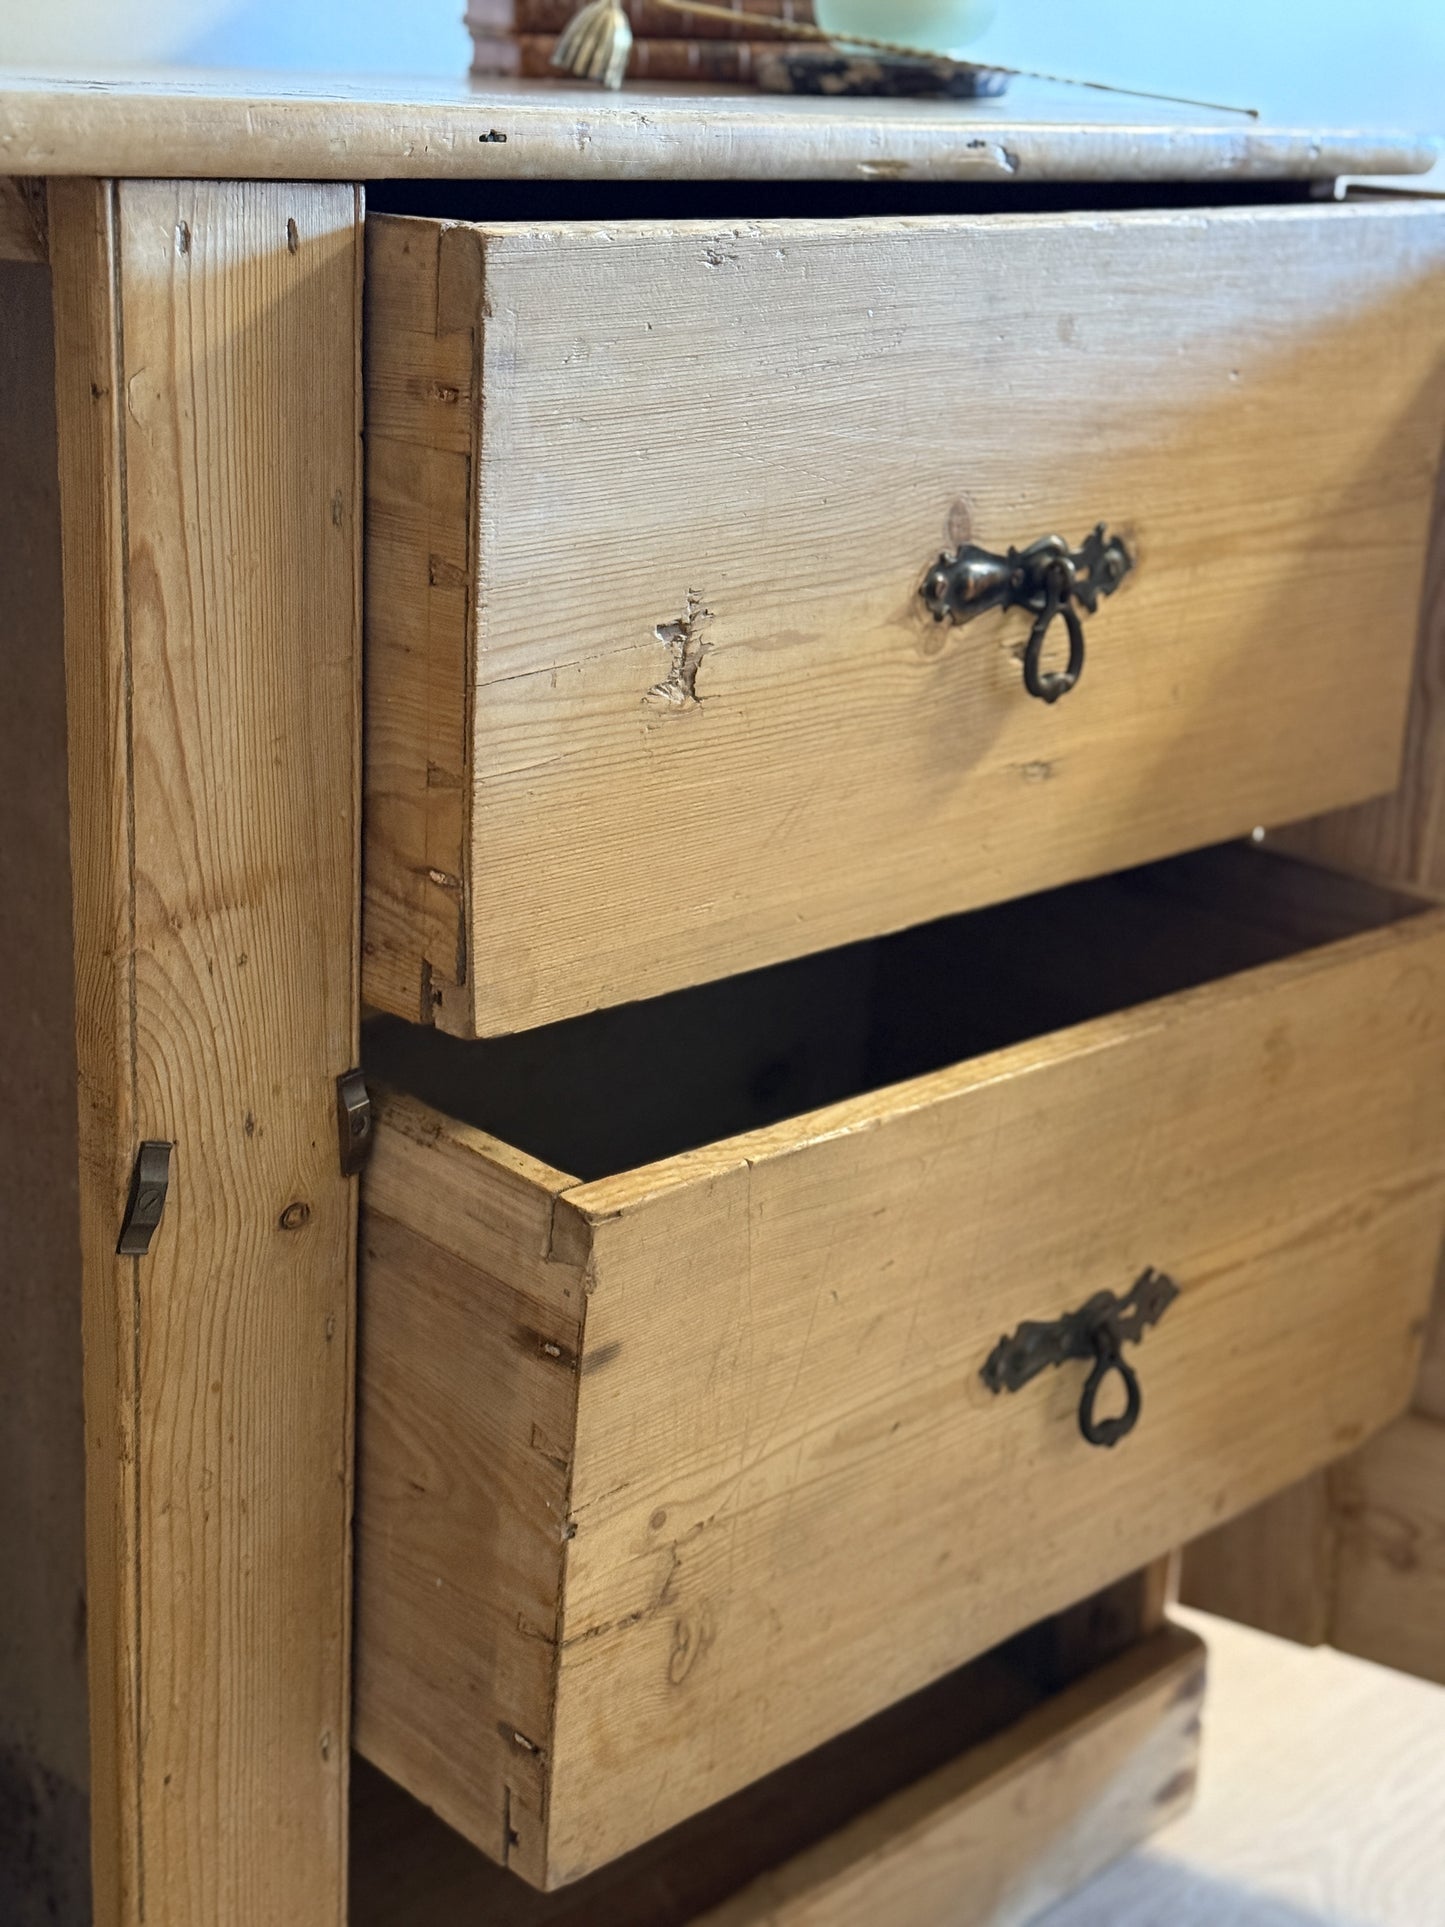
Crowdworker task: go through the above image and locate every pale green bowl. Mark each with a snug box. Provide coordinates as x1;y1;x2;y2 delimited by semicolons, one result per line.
814;0;998;56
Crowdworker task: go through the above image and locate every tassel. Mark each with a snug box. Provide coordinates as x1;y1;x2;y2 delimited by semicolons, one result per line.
552;1;634;89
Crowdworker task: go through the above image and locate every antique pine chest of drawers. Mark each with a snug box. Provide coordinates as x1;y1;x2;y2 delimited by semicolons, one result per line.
9;67;1445;1927
347;127;1445;1908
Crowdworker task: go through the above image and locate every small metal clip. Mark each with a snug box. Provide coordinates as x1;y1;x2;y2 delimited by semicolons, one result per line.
336;1069;373;1177
981;1266;1178;1449
117;1141;173;1257
921;524;1134;704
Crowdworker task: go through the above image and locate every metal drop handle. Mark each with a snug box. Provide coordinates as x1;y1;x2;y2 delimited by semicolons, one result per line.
980;1267;1178;1450
1078;1323;1143;1450
921;525;1134;704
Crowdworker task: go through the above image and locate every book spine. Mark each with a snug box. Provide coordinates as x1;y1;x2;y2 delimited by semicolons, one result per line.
474;33;820;80
464;0;519;27
466;1;818;40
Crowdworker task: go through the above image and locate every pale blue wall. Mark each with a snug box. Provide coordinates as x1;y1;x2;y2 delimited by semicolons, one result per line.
972;0;1445;145
170;0;1444;167
180;0;471;76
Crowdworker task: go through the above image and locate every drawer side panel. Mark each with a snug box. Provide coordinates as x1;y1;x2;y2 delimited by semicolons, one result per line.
363;215;477;1025
355;1106;589;1887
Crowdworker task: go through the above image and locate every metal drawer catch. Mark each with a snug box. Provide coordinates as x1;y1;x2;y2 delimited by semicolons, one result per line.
922;525;1134;704
980;1266;1178;1448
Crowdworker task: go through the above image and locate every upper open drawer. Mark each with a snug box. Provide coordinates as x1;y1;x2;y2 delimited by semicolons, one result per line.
362;201;1445;1036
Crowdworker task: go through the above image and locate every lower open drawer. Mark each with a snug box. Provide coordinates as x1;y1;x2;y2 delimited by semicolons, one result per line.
355;844;1445;1888
352;1622;1206;1927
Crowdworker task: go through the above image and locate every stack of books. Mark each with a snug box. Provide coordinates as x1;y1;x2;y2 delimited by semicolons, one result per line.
467;0;822;83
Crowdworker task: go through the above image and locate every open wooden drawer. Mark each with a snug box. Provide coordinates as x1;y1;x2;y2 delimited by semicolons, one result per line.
352;1620;1206;1927
362;200;1445;1036
354;844;1445;1888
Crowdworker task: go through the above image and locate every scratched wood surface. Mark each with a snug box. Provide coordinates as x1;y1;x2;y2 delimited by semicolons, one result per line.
355;848;1445;1885
0;254;91;1926
48;179;362;1926
362;201;1445;1035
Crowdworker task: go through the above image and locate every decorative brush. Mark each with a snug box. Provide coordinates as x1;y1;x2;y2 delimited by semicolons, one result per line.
553;1;634;88
549;0;1257;116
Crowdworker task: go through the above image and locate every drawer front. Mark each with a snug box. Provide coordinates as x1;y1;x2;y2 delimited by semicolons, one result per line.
364;202;1445;1036
355;856;1445;1886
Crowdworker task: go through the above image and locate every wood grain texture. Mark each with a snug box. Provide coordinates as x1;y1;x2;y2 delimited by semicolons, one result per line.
351;1622;1201;1927
695;1627;1205;1927
550;917;1445;1878
364;202;1445;1035
49;179;362;1926
1330;1414;1445;1687
0;74;1433;185
354;1097;588;1877
1187;464;1445;1680
0;175;47;260
356;856;1445;1885
362;217;476;1023
0;255;91;1926
1273;440;1445;896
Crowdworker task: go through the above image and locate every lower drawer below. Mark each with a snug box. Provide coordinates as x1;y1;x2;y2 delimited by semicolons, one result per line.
351;1624;1205;1927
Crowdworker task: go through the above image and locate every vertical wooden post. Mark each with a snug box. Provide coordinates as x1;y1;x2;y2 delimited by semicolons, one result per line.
48;178;363;1925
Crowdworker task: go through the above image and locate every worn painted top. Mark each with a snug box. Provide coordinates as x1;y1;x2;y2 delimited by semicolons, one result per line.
0;67;1436;183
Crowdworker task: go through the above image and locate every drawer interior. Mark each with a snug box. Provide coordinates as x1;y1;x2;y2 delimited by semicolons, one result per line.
364;842;1429;1184
368;176;1320;225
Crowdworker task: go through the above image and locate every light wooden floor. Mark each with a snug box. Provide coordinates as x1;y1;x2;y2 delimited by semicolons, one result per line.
1043;1607;1445;1926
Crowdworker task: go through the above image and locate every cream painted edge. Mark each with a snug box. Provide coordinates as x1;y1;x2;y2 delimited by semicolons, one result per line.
0;73;1435;183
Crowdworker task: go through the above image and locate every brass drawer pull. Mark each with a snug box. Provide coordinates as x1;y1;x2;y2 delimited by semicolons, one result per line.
921;525;1134;704
980;1266;1178;1449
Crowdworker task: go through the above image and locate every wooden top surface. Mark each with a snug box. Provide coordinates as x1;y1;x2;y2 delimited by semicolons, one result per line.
0;68;1435;184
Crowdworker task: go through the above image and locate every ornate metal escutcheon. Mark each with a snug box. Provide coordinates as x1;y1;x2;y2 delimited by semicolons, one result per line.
921;524;1134;704
980;1266;1178;1449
